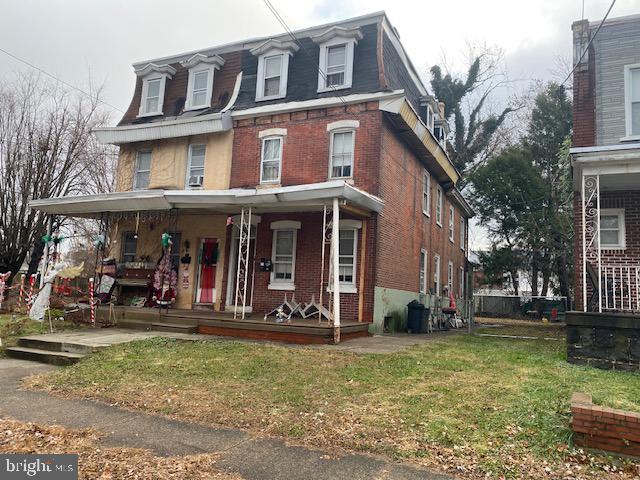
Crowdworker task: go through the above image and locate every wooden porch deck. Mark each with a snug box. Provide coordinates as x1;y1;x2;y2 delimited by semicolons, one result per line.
96;306;370;345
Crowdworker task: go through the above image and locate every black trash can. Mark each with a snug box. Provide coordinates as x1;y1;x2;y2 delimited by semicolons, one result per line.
407;300;425;334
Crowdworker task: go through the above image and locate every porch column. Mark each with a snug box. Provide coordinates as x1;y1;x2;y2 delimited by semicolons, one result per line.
581;172;602;313
332;197;341;342
39;215;53;288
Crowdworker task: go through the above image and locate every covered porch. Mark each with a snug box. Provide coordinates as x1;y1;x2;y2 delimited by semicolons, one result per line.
573;143;640;314
30;180;384;344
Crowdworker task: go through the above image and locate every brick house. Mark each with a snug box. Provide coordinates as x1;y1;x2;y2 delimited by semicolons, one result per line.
568;14;640;369
30;12;473;343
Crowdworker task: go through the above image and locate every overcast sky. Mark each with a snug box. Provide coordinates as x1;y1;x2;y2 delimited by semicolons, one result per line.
1;0;639;248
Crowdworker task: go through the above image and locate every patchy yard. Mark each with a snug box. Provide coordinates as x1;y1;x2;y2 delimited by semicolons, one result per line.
0;417;241;479
28;324;640;479
0;314;79;356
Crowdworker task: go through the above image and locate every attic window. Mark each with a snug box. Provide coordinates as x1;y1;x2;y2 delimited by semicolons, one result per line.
134;63;176;118
180;54;225;111
312;26;363;93
250;39;299;102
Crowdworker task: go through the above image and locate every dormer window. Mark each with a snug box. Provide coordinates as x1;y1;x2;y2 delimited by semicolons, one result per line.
312;26;363;93
134;63;176;117
250;40;299;102
426;105;435;132
180;53;225;111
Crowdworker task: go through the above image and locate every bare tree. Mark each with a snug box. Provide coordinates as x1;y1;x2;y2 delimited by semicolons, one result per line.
0;73;112;284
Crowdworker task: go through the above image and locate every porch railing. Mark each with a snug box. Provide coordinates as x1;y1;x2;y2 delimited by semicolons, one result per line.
600;265;640;313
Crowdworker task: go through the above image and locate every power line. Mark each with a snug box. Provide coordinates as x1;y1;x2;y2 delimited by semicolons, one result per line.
262;0;349;106
0;46;126;114
561;0;616;87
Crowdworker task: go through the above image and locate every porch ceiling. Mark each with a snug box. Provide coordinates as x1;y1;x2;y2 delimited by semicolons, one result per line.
572;143;640;191
29;180;385;218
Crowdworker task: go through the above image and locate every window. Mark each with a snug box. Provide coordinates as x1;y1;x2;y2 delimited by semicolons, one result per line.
188;69;210;109
419;249;427;294
272;229;296;285
600;209;626;249
143;78;162;115
447;261;454;291
436;187;443;226
330;130;354;178
122;232;137;263
426;105;434;132
422;171;431;216
625;65;640;137
186;144;206;188
338;229;357;285
460;217;465;251
133;151;151;190
459;266;465;298
434;254;441;296
257;54;288;100
449;205;455;242
313;27;361;92
261;136;283;183
135;63;175;117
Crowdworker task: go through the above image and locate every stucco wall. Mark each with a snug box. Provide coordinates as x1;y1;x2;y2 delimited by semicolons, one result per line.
108;214;228;310
116;130;234;191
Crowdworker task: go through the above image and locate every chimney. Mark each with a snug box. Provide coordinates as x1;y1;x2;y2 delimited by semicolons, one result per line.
571;19;596;147
438;101;446;119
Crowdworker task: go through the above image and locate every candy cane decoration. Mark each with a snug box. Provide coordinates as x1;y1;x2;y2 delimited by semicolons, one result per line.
17;274;25;313
26;274;36;310
89;277;96;327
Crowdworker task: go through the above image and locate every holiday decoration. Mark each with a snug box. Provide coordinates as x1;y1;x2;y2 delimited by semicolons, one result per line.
0;271;10;310
152;235;177;308
93;234;106;248
29;262;84;321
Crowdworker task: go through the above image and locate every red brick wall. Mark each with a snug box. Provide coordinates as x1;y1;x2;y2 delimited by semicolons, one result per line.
220;212;376;323
572;44;596;147
230;103;382;193
571;393;640;458
377;117;468;296
573;190;640;310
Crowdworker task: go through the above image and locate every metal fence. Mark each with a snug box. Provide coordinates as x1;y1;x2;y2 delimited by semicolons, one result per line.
474;294;568;320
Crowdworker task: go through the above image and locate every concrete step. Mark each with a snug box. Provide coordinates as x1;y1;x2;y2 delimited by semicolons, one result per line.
17;337;97;355
117;319;153;331
150;322;198;334
6;347;84;366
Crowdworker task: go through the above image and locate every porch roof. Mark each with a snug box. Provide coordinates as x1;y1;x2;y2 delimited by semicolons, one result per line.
571;142;640;191
29;181;385;218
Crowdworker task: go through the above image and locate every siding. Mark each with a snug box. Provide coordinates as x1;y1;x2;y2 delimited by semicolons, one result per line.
593;17;640;145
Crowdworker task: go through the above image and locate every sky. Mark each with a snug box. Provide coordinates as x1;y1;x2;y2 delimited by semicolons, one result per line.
1;0;639;248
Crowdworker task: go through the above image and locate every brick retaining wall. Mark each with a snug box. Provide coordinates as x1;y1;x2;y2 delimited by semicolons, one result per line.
571;393;640;458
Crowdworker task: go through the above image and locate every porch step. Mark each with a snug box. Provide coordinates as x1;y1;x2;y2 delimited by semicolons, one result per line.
17;337;98;355
117;319;153;331
6;346;84;366
150;322;198;334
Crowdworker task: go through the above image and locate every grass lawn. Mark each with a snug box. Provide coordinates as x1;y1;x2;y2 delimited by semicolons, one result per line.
28;324;640;479
0;313;80;356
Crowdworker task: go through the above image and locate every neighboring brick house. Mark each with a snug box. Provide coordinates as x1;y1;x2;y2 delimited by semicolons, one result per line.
571;14;640;314
30;12;473;342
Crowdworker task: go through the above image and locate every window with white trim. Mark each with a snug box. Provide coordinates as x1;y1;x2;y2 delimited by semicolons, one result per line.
459;266;465;298
141;77;163;116
314;29;360;93
338;229;357;286
329;130;354;178
600;209;626;249
187;68;212;110
419;249;427;294
447;261;454;291
434;254;441;296
436;186;443;226
460;217;465;251
260;136;283;183
625;65;640;137
426;104;435;132
422;171;431;216
271;229;296;284
133;150;151;190
186;144;206;188
257;54;288;100
449;205;455;242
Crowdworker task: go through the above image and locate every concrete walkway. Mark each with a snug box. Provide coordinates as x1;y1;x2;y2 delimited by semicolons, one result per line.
0;359;452;480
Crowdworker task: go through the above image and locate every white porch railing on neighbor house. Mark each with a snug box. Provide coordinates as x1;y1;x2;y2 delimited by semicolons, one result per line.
600;265;640;313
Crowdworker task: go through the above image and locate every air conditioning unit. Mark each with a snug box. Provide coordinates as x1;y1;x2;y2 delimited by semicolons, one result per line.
188;175;204;187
